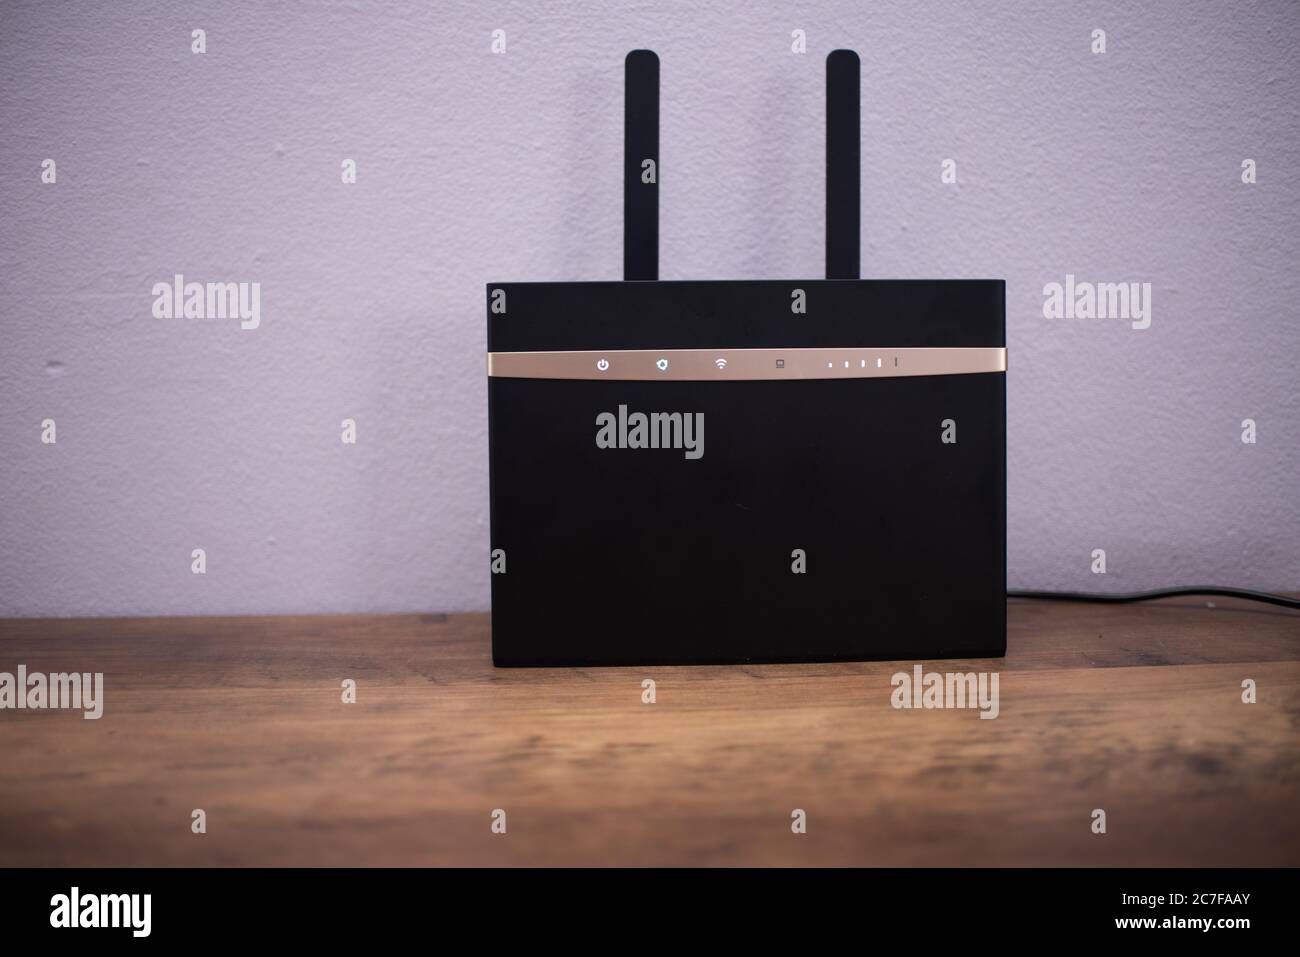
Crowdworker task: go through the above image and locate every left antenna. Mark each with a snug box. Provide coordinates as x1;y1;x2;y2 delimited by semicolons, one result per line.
624;49;659;281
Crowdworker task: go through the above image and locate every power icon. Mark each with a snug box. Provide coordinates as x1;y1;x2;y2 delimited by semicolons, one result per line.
596;358;610;372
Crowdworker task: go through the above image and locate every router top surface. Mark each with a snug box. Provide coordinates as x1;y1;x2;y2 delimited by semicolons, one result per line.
486;279;1004;353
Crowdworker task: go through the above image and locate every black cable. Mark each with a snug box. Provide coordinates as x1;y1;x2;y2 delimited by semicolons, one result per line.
1008;587;1300;610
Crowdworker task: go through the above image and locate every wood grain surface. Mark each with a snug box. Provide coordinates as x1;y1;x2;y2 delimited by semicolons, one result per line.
1;598;1297;866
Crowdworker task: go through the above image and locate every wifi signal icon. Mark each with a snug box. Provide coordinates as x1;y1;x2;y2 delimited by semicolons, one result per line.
714;357;728;370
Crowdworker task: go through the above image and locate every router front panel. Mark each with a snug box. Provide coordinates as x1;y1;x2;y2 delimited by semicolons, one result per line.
487;280;1006;666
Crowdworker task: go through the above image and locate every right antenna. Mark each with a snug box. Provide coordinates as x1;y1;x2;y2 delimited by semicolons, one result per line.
825;49;860;280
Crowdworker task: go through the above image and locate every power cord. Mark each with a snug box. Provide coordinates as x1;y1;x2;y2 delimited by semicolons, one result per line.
1008;587;1300;611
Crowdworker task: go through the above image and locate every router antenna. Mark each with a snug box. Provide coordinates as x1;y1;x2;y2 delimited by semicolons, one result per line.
825;49;860;280
624;49;659;281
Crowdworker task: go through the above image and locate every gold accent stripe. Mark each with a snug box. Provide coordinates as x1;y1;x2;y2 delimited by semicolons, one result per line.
487;347;1006;381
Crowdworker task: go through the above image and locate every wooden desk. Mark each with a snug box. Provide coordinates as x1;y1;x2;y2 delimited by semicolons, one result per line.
1;600;1297;866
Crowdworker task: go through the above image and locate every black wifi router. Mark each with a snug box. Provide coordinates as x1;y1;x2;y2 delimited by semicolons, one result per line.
486;50;1006;666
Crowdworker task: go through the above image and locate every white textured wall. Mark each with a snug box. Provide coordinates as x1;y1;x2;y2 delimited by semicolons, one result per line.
1;0;1297;616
